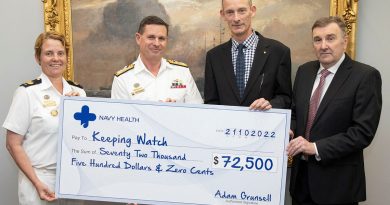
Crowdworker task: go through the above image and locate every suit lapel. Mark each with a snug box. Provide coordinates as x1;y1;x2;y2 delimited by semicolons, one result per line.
221;41;241;101
243;32;269;100
313;55;353;126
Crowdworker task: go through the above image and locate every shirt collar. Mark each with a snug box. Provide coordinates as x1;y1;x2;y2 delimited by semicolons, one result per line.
134;55;167;75
62;78;73;94
318;53;345;75
232;31;258;50
39;73;72;94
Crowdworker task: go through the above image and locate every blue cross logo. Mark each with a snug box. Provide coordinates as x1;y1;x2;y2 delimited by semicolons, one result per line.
74;105;96;128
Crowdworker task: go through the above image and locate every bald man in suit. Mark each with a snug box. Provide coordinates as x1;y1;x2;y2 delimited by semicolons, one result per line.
204;0;292;110
287;16;382;205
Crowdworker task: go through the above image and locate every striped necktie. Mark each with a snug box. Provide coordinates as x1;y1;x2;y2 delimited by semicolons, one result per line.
305;69;331;139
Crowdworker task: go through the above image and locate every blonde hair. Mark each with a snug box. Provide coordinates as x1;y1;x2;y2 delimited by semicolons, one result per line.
34;31;68;58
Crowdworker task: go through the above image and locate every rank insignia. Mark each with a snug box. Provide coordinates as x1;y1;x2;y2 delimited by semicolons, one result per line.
167;59;188;68
20;78;41;87
131;83;145;96
170;79;186;89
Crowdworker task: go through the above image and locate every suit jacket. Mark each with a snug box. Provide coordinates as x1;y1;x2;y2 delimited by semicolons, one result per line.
204;32;292;108
290;54;382;204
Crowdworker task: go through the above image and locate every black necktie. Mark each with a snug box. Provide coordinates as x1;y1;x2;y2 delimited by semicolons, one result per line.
236;44;245;98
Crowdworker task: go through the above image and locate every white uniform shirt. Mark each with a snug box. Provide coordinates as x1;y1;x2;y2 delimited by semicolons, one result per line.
111;56;203;103
3;73;86;169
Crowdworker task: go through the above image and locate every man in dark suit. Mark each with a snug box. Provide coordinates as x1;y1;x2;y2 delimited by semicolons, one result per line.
287;16;382;205
204;0;292;110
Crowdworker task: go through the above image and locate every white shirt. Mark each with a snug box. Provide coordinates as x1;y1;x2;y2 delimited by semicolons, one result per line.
3;73;86;169
310;54;345;101
111;56;203;104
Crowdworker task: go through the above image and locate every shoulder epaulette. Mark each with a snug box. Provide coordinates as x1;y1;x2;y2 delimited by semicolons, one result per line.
20;78;42;87
67;80;83;89
115;64;134;77
167;59;188;68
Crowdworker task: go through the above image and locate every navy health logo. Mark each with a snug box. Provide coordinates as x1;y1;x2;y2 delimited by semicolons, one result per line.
74;105;96;128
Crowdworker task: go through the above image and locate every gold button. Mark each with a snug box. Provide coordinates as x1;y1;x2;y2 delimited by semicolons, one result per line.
51;110;58;117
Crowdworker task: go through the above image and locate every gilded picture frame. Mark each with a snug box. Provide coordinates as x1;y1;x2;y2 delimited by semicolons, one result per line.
42;0;358;90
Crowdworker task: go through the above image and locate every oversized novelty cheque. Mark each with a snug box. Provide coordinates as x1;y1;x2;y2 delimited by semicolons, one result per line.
56;97;290;205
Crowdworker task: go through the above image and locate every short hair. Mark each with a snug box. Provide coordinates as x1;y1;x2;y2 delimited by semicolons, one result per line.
137;16;169;35
312;16;347;36
221;0;252;8
34;31;68;58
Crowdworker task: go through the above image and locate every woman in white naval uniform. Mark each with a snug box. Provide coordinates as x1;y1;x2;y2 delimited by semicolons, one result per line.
3;32;86;205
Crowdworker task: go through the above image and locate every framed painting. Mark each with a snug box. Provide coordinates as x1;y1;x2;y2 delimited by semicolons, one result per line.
42;0;358;97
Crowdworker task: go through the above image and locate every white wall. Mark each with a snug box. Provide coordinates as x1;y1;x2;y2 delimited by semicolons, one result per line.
0;1;389;205
357;1;390;205
0;1;43;204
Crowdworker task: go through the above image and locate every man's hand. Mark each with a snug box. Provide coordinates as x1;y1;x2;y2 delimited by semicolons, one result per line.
286;136;316;157
249;98;272;110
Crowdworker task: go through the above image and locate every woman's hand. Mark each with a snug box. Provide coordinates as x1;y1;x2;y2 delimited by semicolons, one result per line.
35;180;56;201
